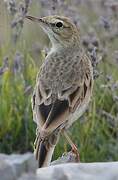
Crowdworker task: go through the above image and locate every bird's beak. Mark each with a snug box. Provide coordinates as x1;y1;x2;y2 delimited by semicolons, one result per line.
25;15;44;25
26;15;52;38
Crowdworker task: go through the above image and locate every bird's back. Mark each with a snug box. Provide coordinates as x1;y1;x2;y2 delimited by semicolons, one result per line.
36;47;92;103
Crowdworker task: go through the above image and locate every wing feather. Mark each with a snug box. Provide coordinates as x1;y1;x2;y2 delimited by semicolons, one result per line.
32;55;93;136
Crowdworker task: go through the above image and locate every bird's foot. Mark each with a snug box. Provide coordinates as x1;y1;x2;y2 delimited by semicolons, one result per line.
71;144;80;162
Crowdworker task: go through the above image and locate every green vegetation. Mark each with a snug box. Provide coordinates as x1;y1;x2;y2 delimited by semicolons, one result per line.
0;0;118;162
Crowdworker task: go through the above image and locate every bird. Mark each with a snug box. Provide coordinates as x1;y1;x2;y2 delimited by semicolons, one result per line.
26;15;93;168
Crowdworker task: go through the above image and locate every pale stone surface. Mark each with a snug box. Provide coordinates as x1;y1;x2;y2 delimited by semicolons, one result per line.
51;151;78;166
0;159;16;180
1;153;118;180
6;153;37;175
18;173;38;180
37;162;118;180
0;153;37;180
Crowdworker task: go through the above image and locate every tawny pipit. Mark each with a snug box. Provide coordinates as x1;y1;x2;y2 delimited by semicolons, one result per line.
26;15;93;168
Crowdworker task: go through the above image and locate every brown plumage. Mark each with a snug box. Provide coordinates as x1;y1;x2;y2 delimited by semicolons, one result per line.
26;15;93;168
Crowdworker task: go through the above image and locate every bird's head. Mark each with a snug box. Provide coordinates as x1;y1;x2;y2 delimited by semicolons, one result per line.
26;15;80;49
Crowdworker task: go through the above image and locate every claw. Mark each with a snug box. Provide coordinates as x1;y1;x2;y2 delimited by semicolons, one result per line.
62;130;80;162
71;144;80;162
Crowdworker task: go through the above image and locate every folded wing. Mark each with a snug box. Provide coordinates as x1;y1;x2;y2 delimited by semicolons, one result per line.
32;55;93;136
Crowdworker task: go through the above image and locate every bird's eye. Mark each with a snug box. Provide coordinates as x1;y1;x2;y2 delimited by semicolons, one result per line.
56;22;63;28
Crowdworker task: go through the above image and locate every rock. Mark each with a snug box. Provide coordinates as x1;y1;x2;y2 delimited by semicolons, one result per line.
18;173;38;180
0;159;16;180
37;162;118;180
6;153;37;175
0;153;37;180
1;153;118;180
51;151;78;166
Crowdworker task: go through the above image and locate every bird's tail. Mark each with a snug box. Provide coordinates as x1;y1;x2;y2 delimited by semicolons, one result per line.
34;129;60;168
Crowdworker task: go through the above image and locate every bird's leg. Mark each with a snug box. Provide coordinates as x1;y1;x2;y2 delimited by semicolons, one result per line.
62;130;80;162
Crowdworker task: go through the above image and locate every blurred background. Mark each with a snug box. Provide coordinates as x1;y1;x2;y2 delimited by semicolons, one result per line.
0;0;118;162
